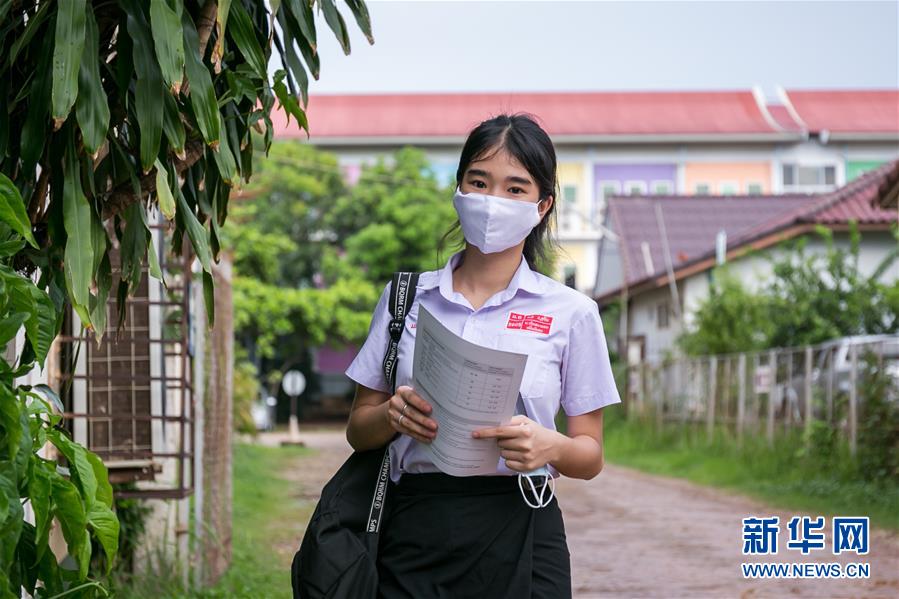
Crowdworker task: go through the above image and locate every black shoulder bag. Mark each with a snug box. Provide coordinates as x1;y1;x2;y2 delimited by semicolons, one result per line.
291;271;420;599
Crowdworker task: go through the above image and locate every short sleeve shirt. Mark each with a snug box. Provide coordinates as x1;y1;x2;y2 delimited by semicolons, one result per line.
345;250;622;483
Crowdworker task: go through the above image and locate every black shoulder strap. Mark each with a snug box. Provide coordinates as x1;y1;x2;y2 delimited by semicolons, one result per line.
368;272;419;536
382;271;420;394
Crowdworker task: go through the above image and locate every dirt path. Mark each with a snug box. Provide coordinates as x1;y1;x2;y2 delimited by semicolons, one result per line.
264;428;899;598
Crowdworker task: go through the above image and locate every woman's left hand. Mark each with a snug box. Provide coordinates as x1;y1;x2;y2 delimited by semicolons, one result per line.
472;415;560;472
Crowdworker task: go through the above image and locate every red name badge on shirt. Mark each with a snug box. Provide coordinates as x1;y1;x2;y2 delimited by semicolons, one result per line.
506;312;553;335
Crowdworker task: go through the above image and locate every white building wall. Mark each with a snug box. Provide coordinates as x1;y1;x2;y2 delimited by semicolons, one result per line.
652;230;898;358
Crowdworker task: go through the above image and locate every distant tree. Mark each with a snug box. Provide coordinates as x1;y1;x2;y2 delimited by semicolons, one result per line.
679;222;899;355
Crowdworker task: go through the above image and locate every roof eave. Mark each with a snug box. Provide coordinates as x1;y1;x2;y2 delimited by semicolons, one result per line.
288;132;804;146
826;132;899;142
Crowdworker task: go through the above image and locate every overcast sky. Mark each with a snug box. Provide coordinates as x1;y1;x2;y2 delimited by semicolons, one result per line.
282;0;898;99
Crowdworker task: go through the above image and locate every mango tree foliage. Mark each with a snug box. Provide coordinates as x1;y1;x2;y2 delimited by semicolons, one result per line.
0;0;373;595
230;145;458;401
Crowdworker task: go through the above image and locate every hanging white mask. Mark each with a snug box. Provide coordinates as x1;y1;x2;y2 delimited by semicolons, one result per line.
452;186;543;254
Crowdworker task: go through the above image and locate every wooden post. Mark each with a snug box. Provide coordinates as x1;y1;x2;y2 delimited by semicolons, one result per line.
804;345;813;438
849;344;858;456
707;356;717;442
723;357;732;432
767;350;776;447
752;353;760;428
826;346;834;423
737;353;746;446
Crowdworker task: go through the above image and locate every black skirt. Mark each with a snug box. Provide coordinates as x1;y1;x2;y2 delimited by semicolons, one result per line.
376;472;571;599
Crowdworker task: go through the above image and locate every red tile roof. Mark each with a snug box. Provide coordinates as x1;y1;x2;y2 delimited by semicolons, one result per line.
784;89;899;134
273;89;899;140
601;159;899;299
273;90;787;140
766;104;804;132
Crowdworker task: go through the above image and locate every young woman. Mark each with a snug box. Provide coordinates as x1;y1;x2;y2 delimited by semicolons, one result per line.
344;113;621;598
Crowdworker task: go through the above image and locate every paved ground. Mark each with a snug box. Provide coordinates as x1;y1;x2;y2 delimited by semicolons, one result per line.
260;427;899;598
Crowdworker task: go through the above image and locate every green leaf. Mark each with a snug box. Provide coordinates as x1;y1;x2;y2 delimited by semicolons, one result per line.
282;1;320;79
0;395;21;461
24;285;58;366
51;0;87;126
176;186;212;272
0;239;26;257
0;461;24;568
284;0;316;50
150;0;185;93
162;90;186;157
120;203;148;294
33;384;64;414
87;503;119;574
211;125;238;185
274;13;309;106
123;0;165;172
62;136;94;316
84;451;113;508
48;429;98;508
21;33;53;173
182;11;221;146
154;158;176;220
8;0;52;66
89;253;112;337
135;200;164;282
273;70;309;136
203;269;215;327
75;7;110;155
50;475;89;581
227;1;267;80
344;0;374;44
0;312;28;346
0;173;38;248
321;0;351;55
212;0;233;71
28;459;52;563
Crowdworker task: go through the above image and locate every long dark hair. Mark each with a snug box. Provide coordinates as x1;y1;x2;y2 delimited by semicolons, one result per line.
440;113;559;268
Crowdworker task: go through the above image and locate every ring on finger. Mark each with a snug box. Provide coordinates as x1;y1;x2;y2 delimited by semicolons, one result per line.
398;413;406;428
401;402;410;417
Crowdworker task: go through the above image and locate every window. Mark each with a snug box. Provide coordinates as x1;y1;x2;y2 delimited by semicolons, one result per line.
651;180;673;195
563;265;577;289
719;181;739;195
624;181;647;196
695;183;711;195
782;164;838;190
560;184;577;230
746;182;764;195
595;181;620;221
657;302;670;329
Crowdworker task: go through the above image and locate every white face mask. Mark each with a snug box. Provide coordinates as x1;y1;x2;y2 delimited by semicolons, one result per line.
452;186;544;254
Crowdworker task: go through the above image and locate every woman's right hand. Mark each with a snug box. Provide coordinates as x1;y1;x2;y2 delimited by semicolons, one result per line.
387;386;438;444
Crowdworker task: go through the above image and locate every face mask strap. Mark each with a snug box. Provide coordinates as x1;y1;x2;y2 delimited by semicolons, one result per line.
517;471;556;509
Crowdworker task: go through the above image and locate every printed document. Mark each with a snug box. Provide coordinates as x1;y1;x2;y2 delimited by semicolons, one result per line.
412;305;528;476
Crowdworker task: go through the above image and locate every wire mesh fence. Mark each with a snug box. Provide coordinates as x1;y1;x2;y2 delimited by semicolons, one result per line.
626;335;899;453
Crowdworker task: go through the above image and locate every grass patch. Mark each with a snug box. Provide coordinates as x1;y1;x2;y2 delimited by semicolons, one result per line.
603;409;899;532
192;442;315;598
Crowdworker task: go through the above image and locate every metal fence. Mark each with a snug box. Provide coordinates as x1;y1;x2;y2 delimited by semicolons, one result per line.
627;335;899;453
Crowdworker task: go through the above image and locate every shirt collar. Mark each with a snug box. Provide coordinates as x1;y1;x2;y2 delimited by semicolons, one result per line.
419;250;544;304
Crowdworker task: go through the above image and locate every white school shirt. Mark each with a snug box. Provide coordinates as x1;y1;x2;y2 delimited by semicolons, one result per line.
345;250;622;483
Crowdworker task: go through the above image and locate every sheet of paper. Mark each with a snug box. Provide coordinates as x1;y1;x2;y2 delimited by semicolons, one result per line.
412;305;529;476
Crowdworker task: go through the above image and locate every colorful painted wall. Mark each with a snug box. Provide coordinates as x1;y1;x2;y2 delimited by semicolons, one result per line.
845;160;886;182
594;163;677;216
683;162;772;194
